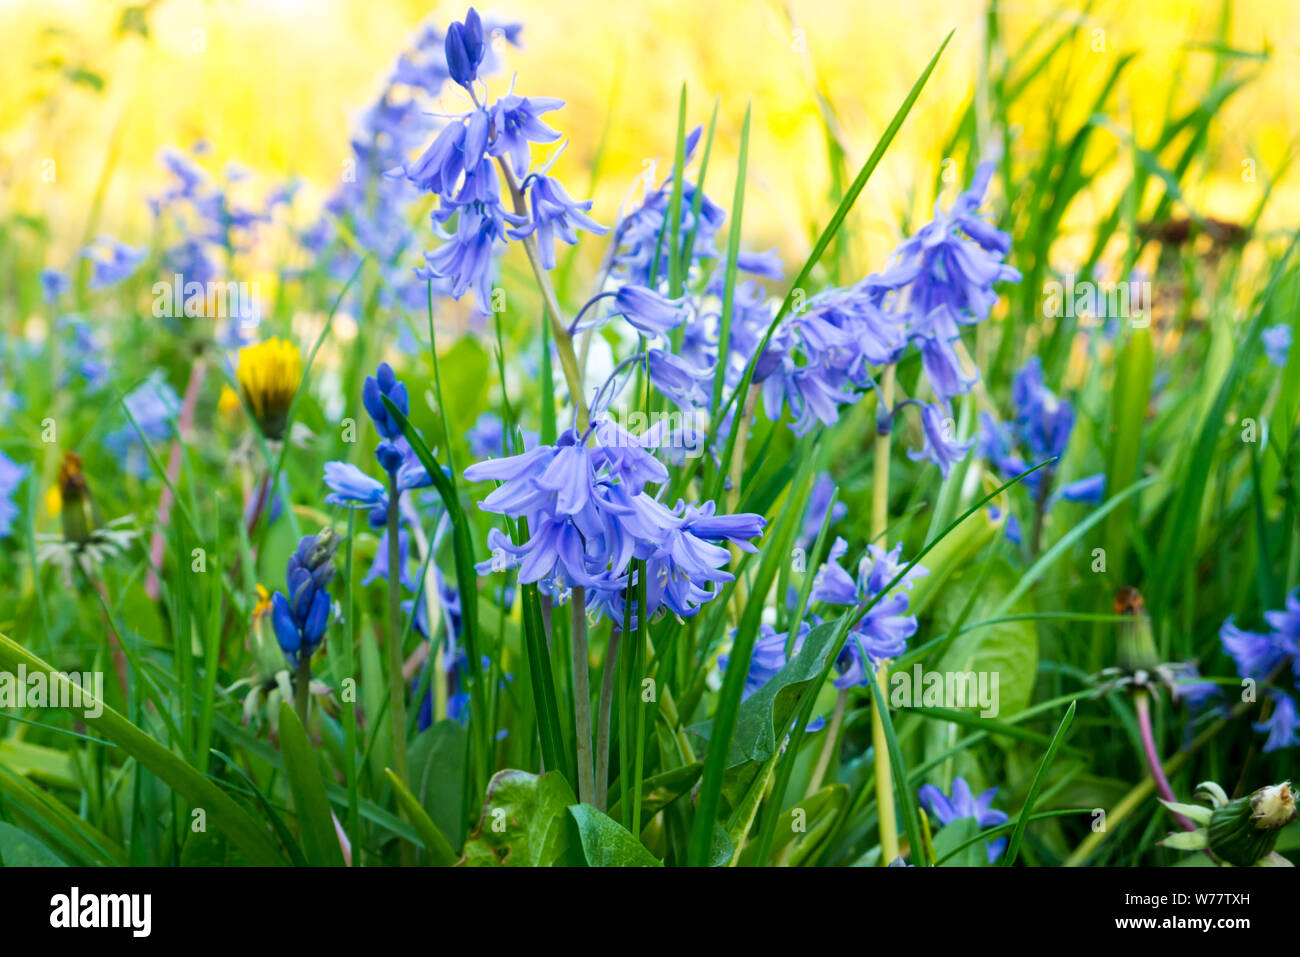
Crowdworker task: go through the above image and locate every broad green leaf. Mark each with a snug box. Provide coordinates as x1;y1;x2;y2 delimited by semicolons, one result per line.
567;804;663;867
460;770;577;867
408;720;468;851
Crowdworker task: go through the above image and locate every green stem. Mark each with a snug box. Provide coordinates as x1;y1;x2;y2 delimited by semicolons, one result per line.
805;687;847;798
293;656;310;730
571;587;595;805
385;471;409;790
595;627;621;812
870;363;898;864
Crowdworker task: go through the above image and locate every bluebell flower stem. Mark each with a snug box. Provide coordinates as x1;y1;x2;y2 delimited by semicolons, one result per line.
496;158;588;431
293;655;311;729
870;363;900;864
595;627;621;811
805;687;847;797
385;472;410;792
571;587;596;805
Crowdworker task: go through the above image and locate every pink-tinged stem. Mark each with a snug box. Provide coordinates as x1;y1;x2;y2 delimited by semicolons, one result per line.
1135;691;1195;832
146;359;207;600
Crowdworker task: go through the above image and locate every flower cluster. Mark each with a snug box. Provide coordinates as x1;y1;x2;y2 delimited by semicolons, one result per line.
464;417;765;622
323;362;434;588
812;537;928;682
1220;588;1300;751
398;8;605;314
270;531;339;667
584;157;1017;480
978;356;1105;544
303;11;521;319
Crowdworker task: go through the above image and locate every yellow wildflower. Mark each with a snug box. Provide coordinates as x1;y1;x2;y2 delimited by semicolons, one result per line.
236;337;301;440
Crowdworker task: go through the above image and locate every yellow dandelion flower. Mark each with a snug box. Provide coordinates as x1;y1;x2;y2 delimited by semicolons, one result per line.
46;484;62;517
236;337;302;441
218;384;241;416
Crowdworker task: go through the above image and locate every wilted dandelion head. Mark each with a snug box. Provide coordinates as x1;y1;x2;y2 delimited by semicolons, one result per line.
236;337;301;440
54;450;95;545
36;451;137;582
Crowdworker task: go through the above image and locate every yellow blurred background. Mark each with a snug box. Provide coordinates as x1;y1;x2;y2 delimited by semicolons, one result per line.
3;0;1298;277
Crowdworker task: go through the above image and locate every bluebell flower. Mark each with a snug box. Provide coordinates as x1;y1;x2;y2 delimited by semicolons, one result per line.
611;177;726;288
812;537;928;683
0;451;29;538
463;416;764;620
596;285;689;338
363;526;417;590
719;621;810;698
1219;617;1286;681
1166;662;1221;711
1011;356;1073;462
799;472;847;547
647;349;713;409
40;268;69;304
878;161;1020;330
444;8;485;87
323;461;390;528
271;532;338;666
489;95;564;176
918;777;1009;862
82;237;146;290
907;401;973;478
1262;324;1292;368
509;173;608;269
362;362;410;443
1263;587;1300;655
1055;472;1106;504
418;161;527;313
1254;693;1300;752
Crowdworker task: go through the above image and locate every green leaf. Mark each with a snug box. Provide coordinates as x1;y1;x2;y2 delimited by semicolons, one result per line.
931;818;987;868
608;763;702;832
460;770;577;867
0;822;67;866
277;701;345;867
930;562;1039;722
568;804;663;867
686;619;842;768
385;769;457;866
408;720;468;850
